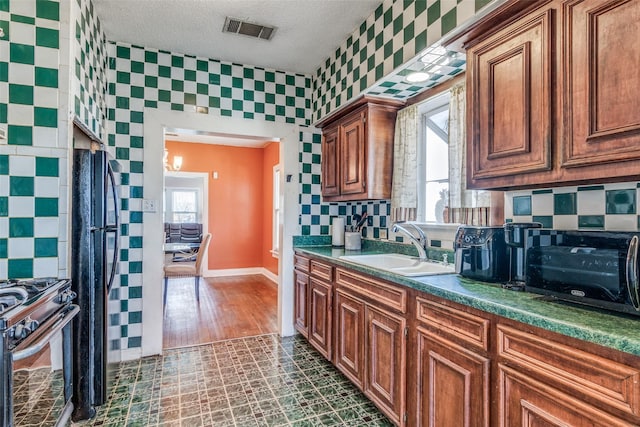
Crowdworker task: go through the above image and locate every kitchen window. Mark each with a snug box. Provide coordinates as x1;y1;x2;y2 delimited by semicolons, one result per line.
417;92;450;222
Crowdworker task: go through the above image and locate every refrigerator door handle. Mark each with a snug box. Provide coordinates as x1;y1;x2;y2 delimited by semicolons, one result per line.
106;163;120;293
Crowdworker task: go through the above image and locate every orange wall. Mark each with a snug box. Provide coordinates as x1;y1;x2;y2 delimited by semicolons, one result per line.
262;142;279;275
165;140;279;272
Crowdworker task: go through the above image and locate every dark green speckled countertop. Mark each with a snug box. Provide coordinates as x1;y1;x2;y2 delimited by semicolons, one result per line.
294;244;640;357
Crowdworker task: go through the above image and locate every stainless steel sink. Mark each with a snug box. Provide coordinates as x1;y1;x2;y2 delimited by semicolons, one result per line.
339;253;455;277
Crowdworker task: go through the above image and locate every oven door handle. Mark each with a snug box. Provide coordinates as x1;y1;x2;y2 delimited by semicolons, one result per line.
626;236;640;311
12;305;80;362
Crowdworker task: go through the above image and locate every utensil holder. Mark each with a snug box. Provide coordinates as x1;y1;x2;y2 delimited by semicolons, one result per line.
344;232;362;251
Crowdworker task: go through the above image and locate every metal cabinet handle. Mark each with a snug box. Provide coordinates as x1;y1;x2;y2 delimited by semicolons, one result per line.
626;236;639;310
12;305;80;361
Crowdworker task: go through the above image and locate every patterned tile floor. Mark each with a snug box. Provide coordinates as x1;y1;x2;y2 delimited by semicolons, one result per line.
72;334;392;426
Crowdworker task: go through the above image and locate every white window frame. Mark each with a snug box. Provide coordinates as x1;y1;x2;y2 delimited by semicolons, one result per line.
417;91;451;223
271;164;281;257
165;187;201;223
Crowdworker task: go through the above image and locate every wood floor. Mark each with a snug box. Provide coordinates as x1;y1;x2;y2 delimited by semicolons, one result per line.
162;274;278;349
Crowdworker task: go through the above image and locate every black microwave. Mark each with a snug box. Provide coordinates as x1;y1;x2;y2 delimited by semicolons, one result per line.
526;230;640;316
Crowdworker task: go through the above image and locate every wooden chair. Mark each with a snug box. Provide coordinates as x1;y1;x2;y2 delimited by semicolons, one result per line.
163;233;211;308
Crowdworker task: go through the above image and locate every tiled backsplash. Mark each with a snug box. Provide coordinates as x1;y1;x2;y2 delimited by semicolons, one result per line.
505;182;640;231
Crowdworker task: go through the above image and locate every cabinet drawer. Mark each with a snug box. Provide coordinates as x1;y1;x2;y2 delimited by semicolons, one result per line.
294;254;310;273
310;260;333;282
335;268;406;313
497;324;640;418
416;297;490;352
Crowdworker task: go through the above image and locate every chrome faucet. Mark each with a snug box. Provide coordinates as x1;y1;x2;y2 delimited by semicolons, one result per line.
392;222;428;261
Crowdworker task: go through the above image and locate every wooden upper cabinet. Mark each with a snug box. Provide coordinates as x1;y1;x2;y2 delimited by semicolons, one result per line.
467;7;554;185
316;97;403;201
563;0;640;168
453;0;640;190
321;126;339;197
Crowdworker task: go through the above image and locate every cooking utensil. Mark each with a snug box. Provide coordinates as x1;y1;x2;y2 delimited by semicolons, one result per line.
355;212;368;232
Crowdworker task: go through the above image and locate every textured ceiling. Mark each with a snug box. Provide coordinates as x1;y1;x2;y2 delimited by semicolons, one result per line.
93;0;381;75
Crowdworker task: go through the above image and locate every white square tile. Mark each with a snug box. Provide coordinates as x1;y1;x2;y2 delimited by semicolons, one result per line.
0;260;7;279
531;193;553;216
605;215;637;231
0;218;7;238
33;86;58;108
34;217;59;237
33;257;59;277
8;237;34;258
8;62;35;86
10;21;35;45
34;46;59;70
34;176;59;197
57;213;68;240
8;197;34;217
32;126;59;148
9;155;35;175
554;216;578;230
577;190;605;215
7;104;33;126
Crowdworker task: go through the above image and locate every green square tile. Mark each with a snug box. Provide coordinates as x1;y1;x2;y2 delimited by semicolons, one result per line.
131;86;144;98
232;99;243;111
475;0;493;11
145;76;157;88
254;102;264;113
209;73;220;85
532;215;553;228
10;14;35;25
427;1;441;25
393;49;404;68
221;63;232;75
116;147;129;160
578;215;604;229
170;103;183;111
415;0;427;15
145;50;157;63
0;19;8;41
171;55;183;68
0;0;7;12
0;197;7;216
8;259;33;280
415;30;427;54
197;83;208;95
606;189;636;214
36;0;60;20
577;185;605;192
393;15;403;35
512;196;532;216
221;87;232;98
35;27;58;48
404;22;415;44
130;111;143;123
144;100;157;108
158;65;171;78
243;90;254;101
208;96;220;108
532;189;553;194
265;71;275;82
115;122;129;134
171;79;183;91
442;7;457;35
129;311;142;323
0;103;6;123
0;239;6;258
254;80;264;92
158;90;170;102
553;193;576;215
35;237;57;257
232;77;243;88
128;337;141;348
9;84;33;105
115;96;130;109
184;69;196;81
35;157;58;176
10;176;34;196
116;45;130;59
0;155;8;175
35;197;58;216
116;71;130;84
197;59;208;71
34;107;57;127
10;217;34;237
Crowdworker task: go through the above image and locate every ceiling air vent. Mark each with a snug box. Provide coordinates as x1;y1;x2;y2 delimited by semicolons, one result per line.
223;17;276;41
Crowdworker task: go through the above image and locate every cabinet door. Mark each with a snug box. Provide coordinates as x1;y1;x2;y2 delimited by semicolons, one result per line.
293;270;309;338
416;329;490;427
365;305;406;425
467;8;553;184
308;277;332;360
334;289;365;388
563;0;640;168
340;111;366;195
498;365;632;426
321;126;340;197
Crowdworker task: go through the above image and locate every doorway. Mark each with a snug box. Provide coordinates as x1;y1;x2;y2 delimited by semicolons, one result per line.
161;136;280;349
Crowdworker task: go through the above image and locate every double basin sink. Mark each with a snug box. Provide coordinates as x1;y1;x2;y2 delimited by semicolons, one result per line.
339;253;455;277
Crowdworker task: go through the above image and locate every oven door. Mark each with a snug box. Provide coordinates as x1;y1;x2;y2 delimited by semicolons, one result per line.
11;305;79;427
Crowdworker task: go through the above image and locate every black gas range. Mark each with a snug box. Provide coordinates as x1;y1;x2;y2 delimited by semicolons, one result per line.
0;278;78;427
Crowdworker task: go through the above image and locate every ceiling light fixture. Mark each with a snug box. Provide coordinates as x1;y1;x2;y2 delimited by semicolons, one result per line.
173;156;183;171
405;72;430;83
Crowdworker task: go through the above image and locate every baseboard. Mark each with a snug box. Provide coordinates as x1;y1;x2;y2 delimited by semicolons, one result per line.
205;267;278;284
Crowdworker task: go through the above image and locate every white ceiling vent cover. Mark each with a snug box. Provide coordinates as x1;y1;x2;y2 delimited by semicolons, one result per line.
223;17;276;41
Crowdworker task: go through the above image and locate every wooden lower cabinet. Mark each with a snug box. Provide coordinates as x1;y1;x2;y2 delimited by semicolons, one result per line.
308;277;332;360
498;365;632;426
293;269;309;338
334;289;365;388
416;329;490;427
365;305;406;426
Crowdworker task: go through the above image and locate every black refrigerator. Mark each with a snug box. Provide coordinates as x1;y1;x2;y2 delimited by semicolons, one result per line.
70;136;121;421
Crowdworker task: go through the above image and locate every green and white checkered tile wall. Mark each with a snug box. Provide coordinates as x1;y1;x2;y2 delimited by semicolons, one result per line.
311;0;495;123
